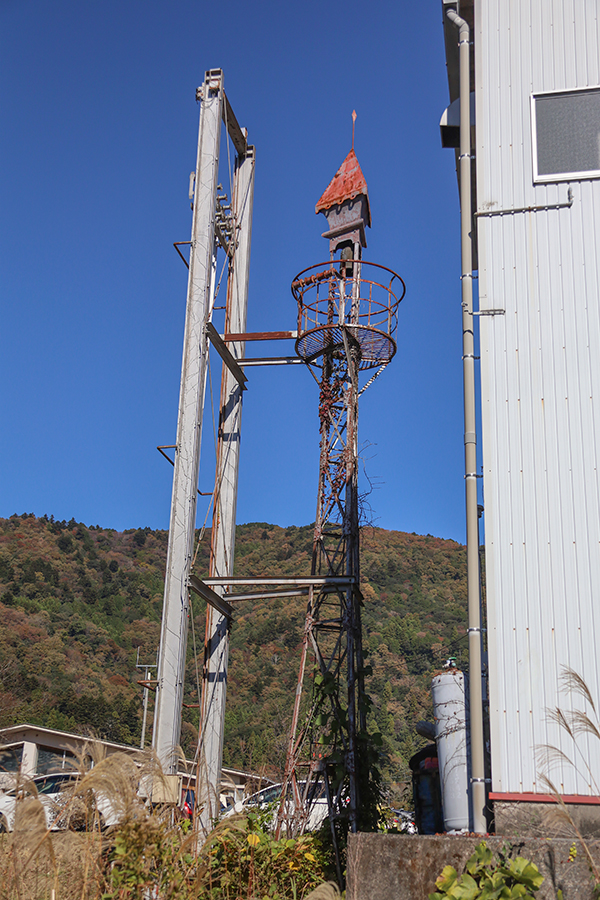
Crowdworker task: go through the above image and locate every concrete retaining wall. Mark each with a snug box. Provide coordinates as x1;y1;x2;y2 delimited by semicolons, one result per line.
347;834;600;900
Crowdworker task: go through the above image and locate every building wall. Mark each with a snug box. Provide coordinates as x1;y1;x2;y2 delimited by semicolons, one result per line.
475;0;600;795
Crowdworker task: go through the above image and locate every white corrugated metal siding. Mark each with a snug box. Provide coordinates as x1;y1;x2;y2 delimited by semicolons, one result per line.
476;0;600;795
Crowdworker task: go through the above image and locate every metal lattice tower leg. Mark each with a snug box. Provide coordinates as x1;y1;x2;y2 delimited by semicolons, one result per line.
277;302;365;877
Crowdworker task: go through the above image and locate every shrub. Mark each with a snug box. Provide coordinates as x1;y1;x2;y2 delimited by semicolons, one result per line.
195;811;329;899
429;841;544;900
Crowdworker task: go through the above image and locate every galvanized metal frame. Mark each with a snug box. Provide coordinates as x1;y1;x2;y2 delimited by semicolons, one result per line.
196;138;255;833
153;72;255;816
152;69;224;776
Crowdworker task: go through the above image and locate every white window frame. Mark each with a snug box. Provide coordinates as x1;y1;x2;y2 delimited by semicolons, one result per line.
531;85;600;183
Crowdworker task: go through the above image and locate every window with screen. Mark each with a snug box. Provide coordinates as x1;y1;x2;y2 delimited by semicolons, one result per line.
532;87;600;182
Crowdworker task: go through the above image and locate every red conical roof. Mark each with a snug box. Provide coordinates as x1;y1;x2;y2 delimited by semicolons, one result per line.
315;149;371;227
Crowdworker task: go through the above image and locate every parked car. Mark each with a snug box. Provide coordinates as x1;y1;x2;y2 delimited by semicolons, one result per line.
387;808;417;834
224;780;329;832
0;771;120;832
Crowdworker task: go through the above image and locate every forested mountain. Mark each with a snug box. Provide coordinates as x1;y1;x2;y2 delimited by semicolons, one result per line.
0;514;470;800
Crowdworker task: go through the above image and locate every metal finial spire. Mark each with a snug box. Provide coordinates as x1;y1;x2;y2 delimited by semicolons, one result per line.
352;109;357;150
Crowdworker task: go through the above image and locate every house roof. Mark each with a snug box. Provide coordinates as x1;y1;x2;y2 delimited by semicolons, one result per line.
0;723;275;786
315;149;371;227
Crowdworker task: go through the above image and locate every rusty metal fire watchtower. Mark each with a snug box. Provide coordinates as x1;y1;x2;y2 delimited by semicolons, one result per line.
276;150;404;863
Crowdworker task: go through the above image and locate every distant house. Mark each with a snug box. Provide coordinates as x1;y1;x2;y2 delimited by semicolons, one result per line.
0;723;273;809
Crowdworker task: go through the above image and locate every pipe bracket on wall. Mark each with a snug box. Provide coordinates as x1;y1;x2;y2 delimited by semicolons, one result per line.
474;198;573;217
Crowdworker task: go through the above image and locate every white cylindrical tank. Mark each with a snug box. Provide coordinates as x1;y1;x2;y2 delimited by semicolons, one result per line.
432;669;469;831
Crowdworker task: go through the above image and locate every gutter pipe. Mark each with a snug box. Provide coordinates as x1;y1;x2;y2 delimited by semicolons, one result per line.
446;6;487;835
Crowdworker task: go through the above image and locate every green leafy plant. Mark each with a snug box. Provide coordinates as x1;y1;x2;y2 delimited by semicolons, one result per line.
102;816;194;899
195;811;329;899
429;841;544;900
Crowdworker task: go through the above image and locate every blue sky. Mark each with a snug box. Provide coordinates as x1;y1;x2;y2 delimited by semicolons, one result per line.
0;0;477;542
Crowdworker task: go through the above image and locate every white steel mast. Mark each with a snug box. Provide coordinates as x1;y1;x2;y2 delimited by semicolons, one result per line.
196;141;255;831
152;69;224;774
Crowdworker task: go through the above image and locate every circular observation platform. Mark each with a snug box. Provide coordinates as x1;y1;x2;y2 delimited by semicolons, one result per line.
292;261;405;371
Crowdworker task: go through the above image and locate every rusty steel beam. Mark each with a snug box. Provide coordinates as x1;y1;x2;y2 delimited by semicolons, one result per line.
224;588;309;602
189;575;233;621
203;575;355;586
221;330;297;342
239;356;303;366
206;322;247;390
173;241;191;269
156;446;213;495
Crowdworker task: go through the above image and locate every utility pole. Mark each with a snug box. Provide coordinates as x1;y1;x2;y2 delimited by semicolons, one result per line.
153;70;255;825
196;140;255;834
136;648;158;749
152;69;223;776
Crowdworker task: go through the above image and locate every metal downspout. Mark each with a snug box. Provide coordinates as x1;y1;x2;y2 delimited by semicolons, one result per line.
446;6;487;835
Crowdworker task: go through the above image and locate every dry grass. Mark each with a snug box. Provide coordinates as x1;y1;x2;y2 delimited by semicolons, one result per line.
0;746;331;900
537;667;600;889
0;833;105;900
0;745;189;899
